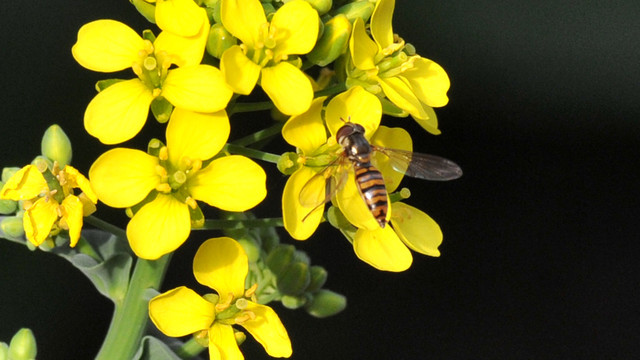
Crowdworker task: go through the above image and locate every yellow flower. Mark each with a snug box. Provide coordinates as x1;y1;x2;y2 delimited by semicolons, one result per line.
220;0;319;115
89;108;266;259
346;0;450;134
149;237;292;359
0;163;98;247
72;6;233;144
282;86;442;271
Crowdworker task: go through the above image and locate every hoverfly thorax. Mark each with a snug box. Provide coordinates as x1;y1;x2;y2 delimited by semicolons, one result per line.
336;123;372;164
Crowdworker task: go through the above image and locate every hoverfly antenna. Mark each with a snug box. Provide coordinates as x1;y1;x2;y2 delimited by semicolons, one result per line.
339;116;352;124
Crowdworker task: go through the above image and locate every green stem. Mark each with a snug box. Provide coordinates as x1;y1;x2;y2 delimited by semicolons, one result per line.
314;82;347;97
228;100;275;114
223;143;281;164
95;255;171;360
85;215;127;240
198;217;284;230
232;122;284;147
175;337;206;359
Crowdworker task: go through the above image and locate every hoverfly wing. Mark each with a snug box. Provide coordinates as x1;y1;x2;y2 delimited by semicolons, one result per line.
373;146;463;181
299;158;350;209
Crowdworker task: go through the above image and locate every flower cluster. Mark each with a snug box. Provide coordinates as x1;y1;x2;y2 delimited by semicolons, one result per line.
1;0;458;358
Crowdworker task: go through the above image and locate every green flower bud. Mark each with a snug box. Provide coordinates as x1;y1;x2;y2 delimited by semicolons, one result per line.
203;0;222;24
306;265;328;293
206;23;237;59
41;125;72;168
95;78;125;92
305;289;347;318
334;1;375;23
237;238;261;263
1;216;25;239
1;342;8;360
2;167;19;183
0;183;18;214
262;2;277;18
8;328;37;360
277;152;302;175
293;249;310;265
276;261;311;296
307;14;351;66
304;0;332;15
281;294;308;309
130;0;157;23
265;244;295;277
150;97;173;124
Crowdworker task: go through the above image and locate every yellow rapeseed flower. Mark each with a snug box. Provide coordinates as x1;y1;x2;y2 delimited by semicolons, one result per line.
281;86;442;271
89;109;266;259
0;163;97;247
346;0;450;134
220;0;319;115
72;2;232;144
149;237;292;359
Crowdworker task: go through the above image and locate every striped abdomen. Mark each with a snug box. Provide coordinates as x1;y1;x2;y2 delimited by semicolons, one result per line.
354;162;388;228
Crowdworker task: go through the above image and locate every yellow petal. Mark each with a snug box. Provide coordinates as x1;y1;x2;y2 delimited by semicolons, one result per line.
220;0;266;47
0;165;48;201
72;19;145;72
154;17;210;67
62;166;98;204
220;45;261;95
60;195;84;247
370;0;395;51
166;108;230;166
335;171;381;231
193;237;247;301
349;18;378;70
209;322;243;360
353;226;412;272
155;0;206;37
89;148;160;208
127;194;191;259
378;76;430;120
260;62;313;115
149;286;215;337
162;65;233;113
23;198;57;247
403;57;450;107
412;105;440;135
271;0;319;58
325;86;381;138
391;202;442;257
241;301;292;358
84;78;155;144
281;96;327;154
282;168;324;240
188;156;266;212
370;125;412;193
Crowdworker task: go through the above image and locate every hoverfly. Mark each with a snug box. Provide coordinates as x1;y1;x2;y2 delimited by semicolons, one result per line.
299;119;462;228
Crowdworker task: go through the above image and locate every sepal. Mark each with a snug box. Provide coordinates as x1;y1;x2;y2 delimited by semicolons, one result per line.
130;0;157;23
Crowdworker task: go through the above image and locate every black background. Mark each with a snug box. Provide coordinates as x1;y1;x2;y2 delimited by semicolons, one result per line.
2;0;640;359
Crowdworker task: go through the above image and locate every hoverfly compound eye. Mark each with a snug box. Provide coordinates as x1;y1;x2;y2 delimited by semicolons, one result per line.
336;124;355;142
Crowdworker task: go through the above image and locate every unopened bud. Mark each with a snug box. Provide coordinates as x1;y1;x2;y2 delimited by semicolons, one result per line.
41;125;72;168
334;1;375;23
130;0;157;23
8;328;37;360
0;190;18;214
1;216;25;239
306;265;328;292
277;152;301;175
281;294;308;309
237;238;261;262
150;97;173;124
305;289;346;318
1;342;8;360
2;168;20;183
307;14;351;67
277;261;311;296
206;23;237;59
203;0;222;24
304;0;332;15
265;244;295;277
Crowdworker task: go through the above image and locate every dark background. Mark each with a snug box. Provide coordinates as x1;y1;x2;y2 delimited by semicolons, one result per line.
2;0;639;359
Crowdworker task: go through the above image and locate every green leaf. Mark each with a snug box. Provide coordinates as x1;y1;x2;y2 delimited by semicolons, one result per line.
132;336;182;360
